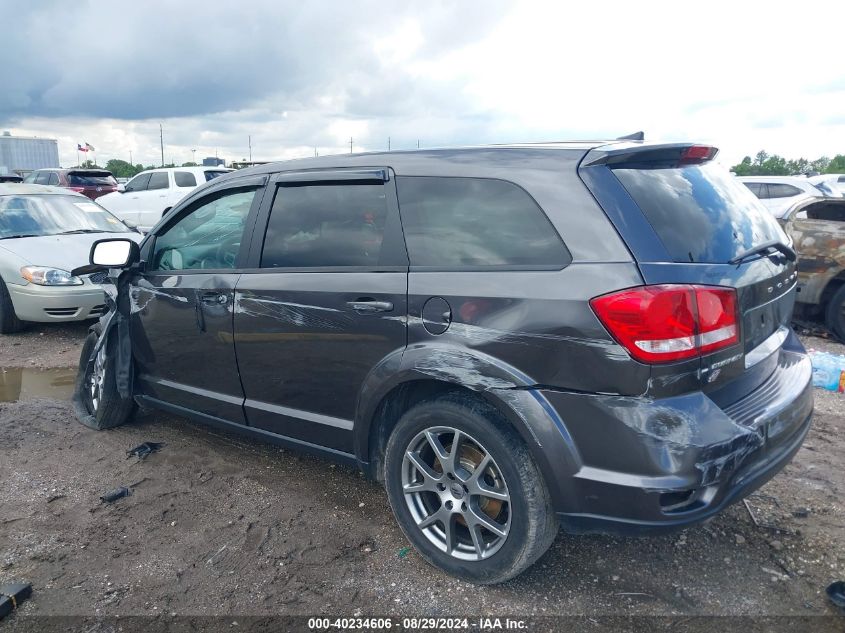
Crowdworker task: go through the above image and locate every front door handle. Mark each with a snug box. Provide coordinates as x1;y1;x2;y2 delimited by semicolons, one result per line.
346;299;393;314
201;292;228;306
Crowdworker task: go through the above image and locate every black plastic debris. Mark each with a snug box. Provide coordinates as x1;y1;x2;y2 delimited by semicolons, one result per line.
0;583;32;620
126;441;164;461
100;486;131;503
827;581;845;610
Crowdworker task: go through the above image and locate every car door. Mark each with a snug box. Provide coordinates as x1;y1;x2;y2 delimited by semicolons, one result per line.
110;172;152;225
137;171;171;231
130;175;267;422
234;168;408;452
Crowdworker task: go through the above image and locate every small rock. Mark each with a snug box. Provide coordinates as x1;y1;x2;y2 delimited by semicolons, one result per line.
769;540;783;551
735;534;746;545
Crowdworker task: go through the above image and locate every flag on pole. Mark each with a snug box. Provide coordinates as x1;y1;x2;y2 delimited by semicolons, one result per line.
85;142;95;151
77;143;88;152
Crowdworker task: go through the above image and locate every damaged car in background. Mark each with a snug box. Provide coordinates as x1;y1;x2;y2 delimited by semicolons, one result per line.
72;140;813;584
780;196;845;340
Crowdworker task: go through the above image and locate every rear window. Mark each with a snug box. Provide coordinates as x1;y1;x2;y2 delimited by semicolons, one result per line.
174;171;197;187
613;163;786;264
396;177;570;268
204;170;229;181
68;171;117;186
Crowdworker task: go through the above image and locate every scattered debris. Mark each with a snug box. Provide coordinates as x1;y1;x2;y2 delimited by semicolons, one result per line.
826;581;845;610
792;507;810;519
46;494;65;504
126;441;165;461
100;487;131;503
397;546;411;559
734;534;746;545
0;583;32;620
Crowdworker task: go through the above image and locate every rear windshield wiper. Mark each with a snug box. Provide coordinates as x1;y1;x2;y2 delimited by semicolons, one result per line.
728;240;796;265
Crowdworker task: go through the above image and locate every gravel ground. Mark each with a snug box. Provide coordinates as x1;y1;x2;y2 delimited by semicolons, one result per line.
0;323;843;631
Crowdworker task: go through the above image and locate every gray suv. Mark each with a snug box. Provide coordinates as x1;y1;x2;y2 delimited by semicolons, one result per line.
73;141;814;584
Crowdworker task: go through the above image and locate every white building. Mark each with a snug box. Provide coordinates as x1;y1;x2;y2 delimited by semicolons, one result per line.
0;131;60;176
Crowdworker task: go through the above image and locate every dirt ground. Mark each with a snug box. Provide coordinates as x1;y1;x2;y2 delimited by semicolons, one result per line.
0;323;844;631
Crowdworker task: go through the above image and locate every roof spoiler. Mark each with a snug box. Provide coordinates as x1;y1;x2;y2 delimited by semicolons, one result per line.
582;143;719;168
616;131;644;141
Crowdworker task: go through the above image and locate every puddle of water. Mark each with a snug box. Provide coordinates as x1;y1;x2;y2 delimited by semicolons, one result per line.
0;367;77;402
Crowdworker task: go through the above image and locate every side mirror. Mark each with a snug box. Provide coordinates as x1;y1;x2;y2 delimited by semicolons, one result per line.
117;184;126;193
90;238;140;267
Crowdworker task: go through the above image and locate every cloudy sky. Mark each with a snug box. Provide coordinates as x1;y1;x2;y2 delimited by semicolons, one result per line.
4;0;844;169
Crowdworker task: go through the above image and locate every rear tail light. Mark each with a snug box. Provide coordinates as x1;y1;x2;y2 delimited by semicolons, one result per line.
590;285;739;363
68;186;86;193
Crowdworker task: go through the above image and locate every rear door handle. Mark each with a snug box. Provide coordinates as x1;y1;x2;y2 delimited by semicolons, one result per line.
346;299;393;314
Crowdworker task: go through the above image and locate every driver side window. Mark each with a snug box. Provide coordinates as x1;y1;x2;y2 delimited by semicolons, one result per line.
152;187;259;271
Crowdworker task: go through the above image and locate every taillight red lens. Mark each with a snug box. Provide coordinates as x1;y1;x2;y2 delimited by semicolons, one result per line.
590;284;739;364
679;145;717;164
68;186;85;192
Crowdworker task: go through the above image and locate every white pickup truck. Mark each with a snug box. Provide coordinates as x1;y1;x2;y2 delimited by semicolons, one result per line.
96;166;232;232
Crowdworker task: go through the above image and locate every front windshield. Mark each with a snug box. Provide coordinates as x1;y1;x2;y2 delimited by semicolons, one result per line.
0;194;131;239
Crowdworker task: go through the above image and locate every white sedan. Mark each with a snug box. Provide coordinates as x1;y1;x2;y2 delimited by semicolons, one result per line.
0;183;141;333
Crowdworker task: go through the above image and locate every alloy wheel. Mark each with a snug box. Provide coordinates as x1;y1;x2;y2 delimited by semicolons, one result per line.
401;426;511;561
88;344;106;412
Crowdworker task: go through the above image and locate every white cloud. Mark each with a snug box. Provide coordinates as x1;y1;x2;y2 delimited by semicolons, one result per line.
3;0;844;169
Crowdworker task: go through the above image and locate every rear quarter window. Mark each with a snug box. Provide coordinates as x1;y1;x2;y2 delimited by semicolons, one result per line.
396;177;570;268
613;163;786;264
768;183;802;198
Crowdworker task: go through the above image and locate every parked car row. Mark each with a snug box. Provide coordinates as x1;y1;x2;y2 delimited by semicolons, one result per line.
737;174;844;218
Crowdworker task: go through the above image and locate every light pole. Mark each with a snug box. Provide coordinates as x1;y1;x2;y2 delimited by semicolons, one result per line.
191;148;196;164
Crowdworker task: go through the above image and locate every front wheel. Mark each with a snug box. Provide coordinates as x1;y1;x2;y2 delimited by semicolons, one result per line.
73;324;136;430
384;393;558;584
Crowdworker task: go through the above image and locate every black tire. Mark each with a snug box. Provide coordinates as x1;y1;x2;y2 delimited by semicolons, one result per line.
826;284;845;342
384;393;558;584
73;324;136;430
0;278;25;334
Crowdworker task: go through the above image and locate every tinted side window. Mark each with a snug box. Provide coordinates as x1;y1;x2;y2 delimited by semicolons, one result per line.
152;188;259;270
396;177;569;268
47;172;60;185
261;184;388;268
174;171;197;187
147;172;169;191
768;183;802;198
34;172;50;185
125;173;151;192
743;182;763;197
205;170;229;181
23;172;38;184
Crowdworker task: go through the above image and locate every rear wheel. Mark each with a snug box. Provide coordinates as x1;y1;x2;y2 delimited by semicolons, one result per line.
384;393;558;584
826;284;845;342
74;324;136;430
0;278;24;334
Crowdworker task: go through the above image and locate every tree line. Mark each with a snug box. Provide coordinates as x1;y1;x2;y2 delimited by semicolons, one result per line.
79;159;199;178
731;151;845;176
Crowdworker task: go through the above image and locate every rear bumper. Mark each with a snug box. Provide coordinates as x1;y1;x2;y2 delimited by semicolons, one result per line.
541;338;814;535
7;282;107;322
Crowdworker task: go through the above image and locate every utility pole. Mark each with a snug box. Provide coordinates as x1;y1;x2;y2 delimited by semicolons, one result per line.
350;137;353;153
129;150;133;166
191;148;196;164
417;139;420;149
388;136;391;151
248;136;252;162
159;123;164;167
